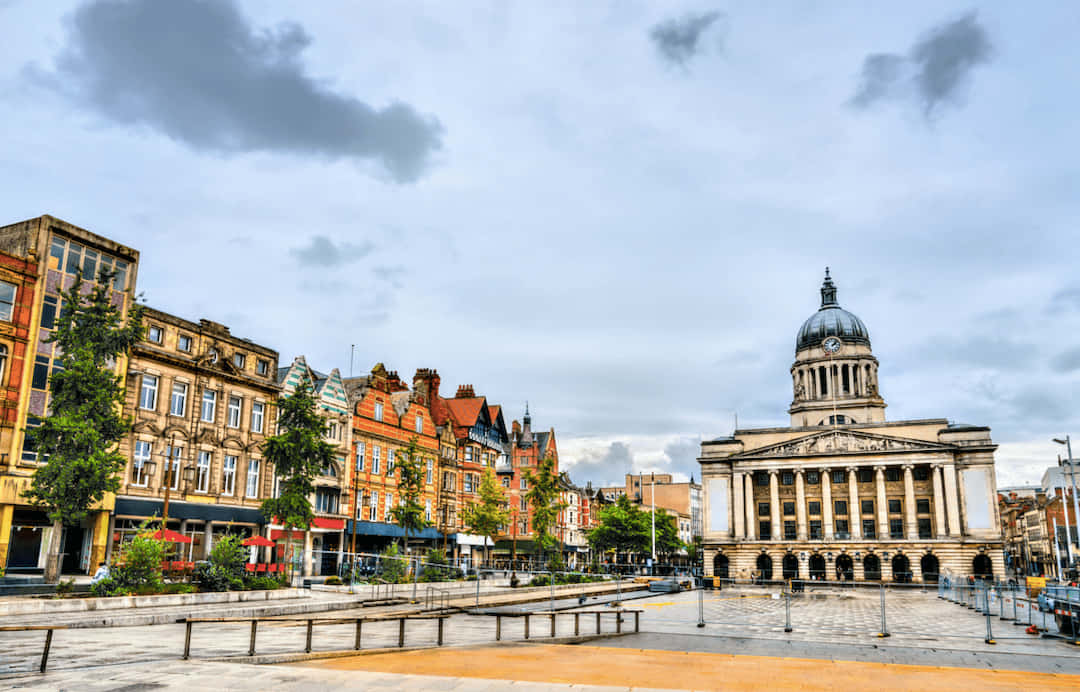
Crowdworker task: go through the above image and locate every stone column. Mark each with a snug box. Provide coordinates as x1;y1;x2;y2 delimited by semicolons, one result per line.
847;467;862;539
822;468;834;539
795;469;807;540
733;472;745;539
931;464;947;538
769;470;781;541
875;467;888;539
903;465;917;539
744;474;756;540
942;462;961;537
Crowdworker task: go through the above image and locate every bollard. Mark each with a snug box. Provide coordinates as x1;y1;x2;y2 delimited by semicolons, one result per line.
985;599;996;644
355;619;363;650
698;581;706;628
551;613;556;637
40;629;53;673
525;614;530;639
249;620;258;657
617;611;622;634
635;610;640;633
575;613;580;636
878;584;890;638
784;591;792;633
183;621;193;660
413;557;419;603
399;618;406;648
596;612;601;634
305;620;313;653
496;615;502;641
617;573;622;604
438;617;444;646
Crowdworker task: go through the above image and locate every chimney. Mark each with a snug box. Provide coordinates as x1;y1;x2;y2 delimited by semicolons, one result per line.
512;420;521;435
456;384;475;398
412;368;440;405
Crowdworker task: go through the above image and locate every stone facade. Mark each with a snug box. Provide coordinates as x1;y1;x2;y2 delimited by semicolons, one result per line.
700;272;1004;583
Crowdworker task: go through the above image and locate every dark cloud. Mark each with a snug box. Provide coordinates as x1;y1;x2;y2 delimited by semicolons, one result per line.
661;437;702;482
1051;347;1080;373
649;10;724;67
851;11;992;116
290;236;374;267
33;0;442;182
566;441;634;487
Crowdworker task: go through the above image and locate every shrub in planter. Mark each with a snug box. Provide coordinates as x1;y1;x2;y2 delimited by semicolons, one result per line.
55;578;76;597
243;576;281;591
90;577;115;597
376;544;408;584
194;562;243;592
112;532;165;593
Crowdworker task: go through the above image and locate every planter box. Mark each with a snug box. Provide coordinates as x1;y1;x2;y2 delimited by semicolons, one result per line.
0;587;308;617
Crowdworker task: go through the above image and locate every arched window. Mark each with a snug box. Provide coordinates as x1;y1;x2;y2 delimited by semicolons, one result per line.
863;553;881;580
892;554;911;583
809;554;826;580
973;554;993;580
756;553;774;581
713;553;729;580
921;554;940;584
782;553;798;579
836;554;854;581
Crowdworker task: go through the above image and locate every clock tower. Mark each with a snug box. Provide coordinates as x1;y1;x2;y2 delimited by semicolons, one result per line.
788;269;886;427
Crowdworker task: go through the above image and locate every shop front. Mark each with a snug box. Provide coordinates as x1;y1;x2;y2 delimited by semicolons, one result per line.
109;497;265;563
4;508;109;575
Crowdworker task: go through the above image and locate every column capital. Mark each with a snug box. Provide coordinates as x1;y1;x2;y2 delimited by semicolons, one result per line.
846;465;859;473
902;463;915;472
819;466;831;474
795;467;805;476
930;462;944;469
768;469;779;477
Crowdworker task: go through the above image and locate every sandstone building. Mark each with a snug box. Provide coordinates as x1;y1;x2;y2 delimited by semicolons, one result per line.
700;271;1004;583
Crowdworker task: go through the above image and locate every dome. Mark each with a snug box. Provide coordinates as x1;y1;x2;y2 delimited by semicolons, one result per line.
796;269;871;352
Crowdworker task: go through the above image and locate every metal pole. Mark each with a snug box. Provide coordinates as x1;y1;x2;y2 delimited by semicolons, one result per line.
697;579;705;628
878;584;889;637
1054;517;1065;580
248;620;258;656
305;620;313;653
476;567;481;608
784;590;792;632
651;474;656;572
412;556;419;602
550;570;556;611
617;573;621;604
40;629;53;673
985;590;996;644
183;621;192;660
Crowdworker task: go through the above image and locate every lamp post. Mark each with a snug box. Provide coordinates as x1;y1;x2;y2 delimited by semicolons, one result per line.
1053;437;1080;571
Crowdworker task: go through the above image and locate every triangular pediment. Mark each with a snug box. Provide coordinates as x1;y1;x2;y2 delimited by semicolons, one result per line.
734;429;954;459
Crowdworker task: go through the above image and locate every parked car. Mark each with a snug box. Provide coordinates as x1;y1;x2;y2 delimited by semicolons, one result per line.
648;579;682;593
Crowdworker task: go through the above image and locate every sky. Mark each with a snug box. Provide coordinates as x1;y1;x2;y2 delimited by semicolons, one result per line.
1;1;1078;490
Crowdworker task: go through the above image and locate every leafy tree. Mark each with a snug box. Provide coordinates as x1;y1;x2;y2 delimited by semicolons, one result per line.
524;456;567;563
23;270;143;583
461;467;509;566
587;495;649;564
388;436;430;550
260;376;334;578
377;542;408;583
651;509;684;559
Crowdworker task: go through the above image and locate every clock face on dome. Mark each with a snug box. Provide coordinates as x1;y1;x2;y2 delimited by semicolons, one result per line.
822;337;842;354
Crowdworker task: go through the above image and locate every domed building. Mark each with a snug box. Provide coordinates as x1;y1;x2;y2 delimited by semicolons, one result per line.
699;270;1003;583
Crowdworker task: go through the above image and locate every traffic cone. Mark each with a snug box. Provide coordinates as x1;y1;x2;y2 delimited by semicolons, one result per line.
1026;624;1039;635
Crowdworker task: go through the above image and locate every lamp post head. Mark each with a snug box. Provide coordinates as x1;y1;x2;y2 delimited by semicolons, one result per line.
1053;438;1067;445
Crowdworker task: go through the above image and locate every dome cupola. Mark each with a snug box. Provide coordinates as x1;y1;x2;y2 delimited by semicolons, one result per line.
795;269;870;352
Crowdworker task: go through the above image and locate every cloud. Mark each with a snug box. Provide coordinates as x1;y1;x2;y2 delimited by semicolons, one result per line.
564;441;634;487
32;0;442;182
649;10;724;67
661;436;702;481
1049;285;1080;314
1051;347;1080;373
851;11;992;116
290;235;374;267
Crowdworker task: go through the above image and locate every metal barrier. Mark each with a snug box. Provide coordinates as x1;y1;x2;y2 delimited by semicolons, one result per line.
0;625;64;673
425;585;450;612
488;609;642;641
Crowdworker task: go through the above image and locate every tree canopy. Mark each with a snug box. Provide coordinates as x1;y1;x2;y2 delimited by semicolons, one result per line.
388;436;430;547
524;456;567;558
460;467;508;565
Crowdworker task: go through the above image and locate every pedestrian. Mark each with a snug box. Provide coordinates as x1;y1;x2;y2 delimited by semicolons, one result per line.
91;561;110;584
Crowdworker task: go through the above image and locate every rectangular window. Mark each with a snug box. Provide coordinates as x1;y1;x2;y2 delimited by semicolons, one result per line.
520;478;528;490
233;353;246;369
888;499;901;514
861;499;874;515
781;471;794;486
889;518;904;538
464;474;473;493
82;248;98;279
806;471;820;485
251;402;264;433
756;472;769;486
758;502;770;517
863;519;876;539
426;459;433;484
886;467;901;482
40;295;58;329
372;446;381;474
65;242;82;274
520;497;527;511
835;519;849;537
373;402;383;422
246;459;260;498
501;477;510;488
809;520;822;539
315;488;339;514
831;470;846;485
916;498;930;514
464;447;473;462
49;238;64;271
222;455;237;496
415;414;423;433
834;500;848;515
178;334;192;352
201;390;217;423
784;521;797;540
139;374;158;410
783;501;795;515
165;445;182;490
385;494;393;519
356;442;366;472
808;501;821;515
425;499;432;522
169;381;187;416
913;466;930;481
759;521;771;540
227;396;242;428
918;517;932;538
256;359;269;376
147;325;163;344
858;468;873;483
386;449;395;475
369;491;378;521
196;451;211;493
132;440;152;486
32;356;49;390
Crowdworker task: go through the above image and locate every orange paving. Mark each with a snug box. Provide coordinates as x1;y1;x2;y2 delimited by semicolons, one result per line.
297;644;1080;691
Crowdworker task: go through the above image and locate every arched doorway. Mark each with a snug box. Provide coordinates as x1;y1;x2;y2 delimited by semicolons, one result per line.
973;554;993;580
863;553;881;580
809;553;826;580
920;554;940;584
713;553;730;580
891;554;911;583
756;553;773;581
836;554;854;581
782;553;798;579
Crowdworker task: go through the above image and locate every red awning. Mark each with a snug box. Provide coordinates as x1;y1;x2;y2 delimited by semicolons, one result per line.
310;517;345;530
241;535;275;547
151;529;193;543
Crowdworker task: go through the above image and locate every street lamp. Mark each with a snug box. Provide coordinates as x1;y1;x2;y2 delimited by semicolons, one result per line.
151;442;195;532
1052;436;1080;571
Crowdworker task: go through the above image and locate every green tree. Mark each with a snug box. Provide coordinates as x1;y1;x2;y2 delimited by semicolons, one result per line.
461;467;509;566
260;376;333;578
388;436;430;550
524;456;567;564
23;270;143;583
651;509;684;560
587;495;649;564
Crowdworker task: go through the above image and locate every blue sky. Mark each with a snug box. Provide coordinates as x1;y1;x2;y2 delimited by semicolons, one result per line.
1;1;1077;487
